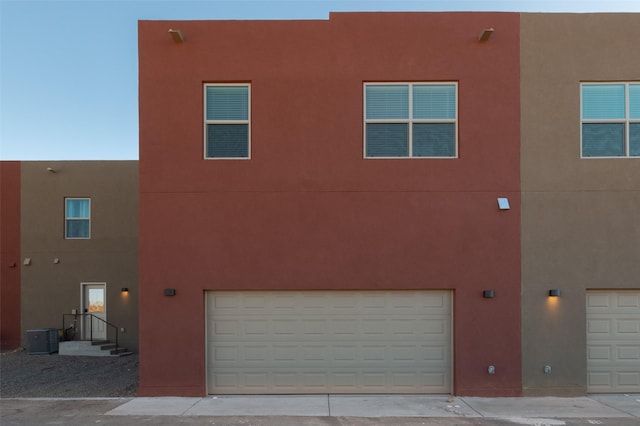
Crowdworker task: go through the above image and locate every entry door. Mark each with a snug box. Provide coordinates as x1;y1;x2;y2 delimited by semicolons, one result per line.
82;283;107;340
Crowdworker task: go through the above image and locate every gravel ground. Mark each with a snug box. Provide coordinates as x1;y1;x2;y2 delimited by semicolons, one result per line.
0;349;137;398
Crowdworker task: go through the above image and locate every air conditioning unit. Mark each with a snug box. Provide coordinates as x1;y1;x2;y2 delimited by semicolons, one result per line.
26;328;59;354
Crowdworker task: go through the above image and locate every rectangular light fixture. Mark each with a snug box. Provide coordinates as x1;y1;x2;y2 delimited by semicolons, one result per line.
497;197;510;210
483;290;495;298
549;289;561;297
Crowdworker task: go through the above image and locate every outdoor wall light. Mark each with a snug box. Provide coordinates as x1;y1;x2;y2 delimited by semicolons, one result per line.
478;28;494;41
121;288;129;294
53;258;60;264
46;167;57;173
168;29;184;43
164;288;176;297
497;197;510;210
548;289;561;297
23;258;31;266
483;290;495;298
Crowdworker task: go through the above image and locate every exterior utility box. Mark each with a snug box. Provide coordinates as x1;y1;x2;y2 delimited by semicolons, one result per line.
26;328;59;354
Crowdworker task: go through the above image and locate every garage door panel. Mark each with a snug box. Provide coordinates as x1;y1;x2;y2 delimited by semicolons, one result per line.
587;290;640;393
207;291;452;394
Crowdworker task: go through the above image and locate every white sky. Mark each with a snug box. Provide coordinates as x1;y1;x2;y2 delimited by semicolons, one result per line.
1;0;639;160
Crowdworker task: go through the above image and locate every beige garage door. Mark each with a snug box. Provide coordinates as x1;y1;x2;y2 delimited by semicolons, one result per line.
586;290;640;393
206;291;452;394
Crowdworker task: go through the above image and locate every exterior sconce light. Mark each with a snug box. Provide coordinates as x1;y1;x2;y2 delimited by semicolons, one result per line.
46;167;57;173
164;288;176;296
497;197;510;210
479;28;494;41
483;290;495;298
168;29;184;43
548;289;561;297
53;258;60;264
23;258;31;266
121;288;129;294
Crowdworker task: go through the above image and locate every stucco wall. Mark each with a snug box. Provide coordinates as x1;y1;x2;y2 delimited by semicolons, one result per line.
520;13;640;395
20;161;139;352
1;161;22;350
139;12;522;396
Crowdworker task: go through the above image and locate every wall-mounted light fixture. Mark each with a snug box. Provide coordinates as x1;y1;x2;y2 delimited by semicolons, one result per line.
23;258;31;266
168;29;184;43
121;288;129;294
497;197;510;210
478;28;494;41
164;288;176;297
46;167;57;173
483;290;495;298
548;289;561;297
53;258;60;264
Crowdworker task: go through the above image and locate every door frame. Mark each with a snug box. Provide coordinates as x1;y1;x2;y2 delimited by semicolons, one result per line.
80;282;107;340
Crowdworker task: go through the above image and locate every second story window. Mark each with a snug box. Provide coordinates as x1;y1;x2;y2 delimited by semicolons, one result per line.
581;83;640;158
364;83;457;158
65;198;90;239
204;84;250;159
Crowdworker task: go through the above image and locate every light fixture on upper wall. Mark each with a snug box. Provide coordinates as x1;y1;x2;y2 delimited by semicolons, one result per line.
483;290;495;298
548;289;561;297
168;29;184;43
46;167;57;173
121;288;129;294
478;28;494;41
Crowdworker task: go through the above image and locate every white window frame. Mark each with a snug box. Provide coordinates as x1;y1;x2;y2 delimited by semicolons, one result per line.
203;83;251;160
580;82;640;158
64;197;91;240
363;82;458;159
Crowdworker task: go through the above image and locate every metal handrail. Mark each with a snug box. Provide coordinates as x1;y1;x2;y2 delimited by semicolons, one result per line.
62;313;119;352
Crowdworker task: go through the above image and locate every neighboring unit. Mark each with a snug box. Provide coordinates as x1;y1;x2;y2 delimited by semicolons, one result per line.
0;161;139;353
520;13;640;395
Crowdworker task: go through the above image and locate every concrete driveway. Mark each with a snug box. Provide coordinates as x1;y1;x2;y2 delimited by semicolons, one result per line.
2;394;639;425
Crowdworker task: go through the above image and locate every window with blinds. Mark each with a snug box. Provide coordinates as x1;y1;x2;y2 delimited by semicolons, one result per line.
364;83;457;158
65;198;90;239
581;83;640;158
204;84;250;159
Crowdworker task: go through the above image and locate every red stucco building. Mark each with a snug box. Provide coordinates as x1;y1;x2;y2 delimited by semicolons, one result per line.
138;12;522;396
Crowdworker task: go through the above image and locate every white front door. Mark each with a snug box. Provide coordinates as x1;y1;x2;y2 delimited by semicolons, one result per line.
82;283;107;340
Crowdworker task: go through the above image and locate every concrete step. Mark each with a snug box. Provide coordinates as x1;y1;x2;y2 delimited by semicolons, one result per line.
59;341;130;357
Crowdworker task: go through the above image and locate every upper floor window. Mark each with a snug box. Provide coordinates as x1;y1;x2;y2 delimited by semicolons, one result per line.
204;84;250;159
65;198;90;239
364;83;457;158
581;83;640;158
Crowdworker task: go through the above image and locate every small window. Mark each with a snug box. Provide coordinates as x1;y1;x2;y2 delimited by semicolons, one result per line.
364;83;457;158
204;84;250;159
65;198;90;239
581;83;640;158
